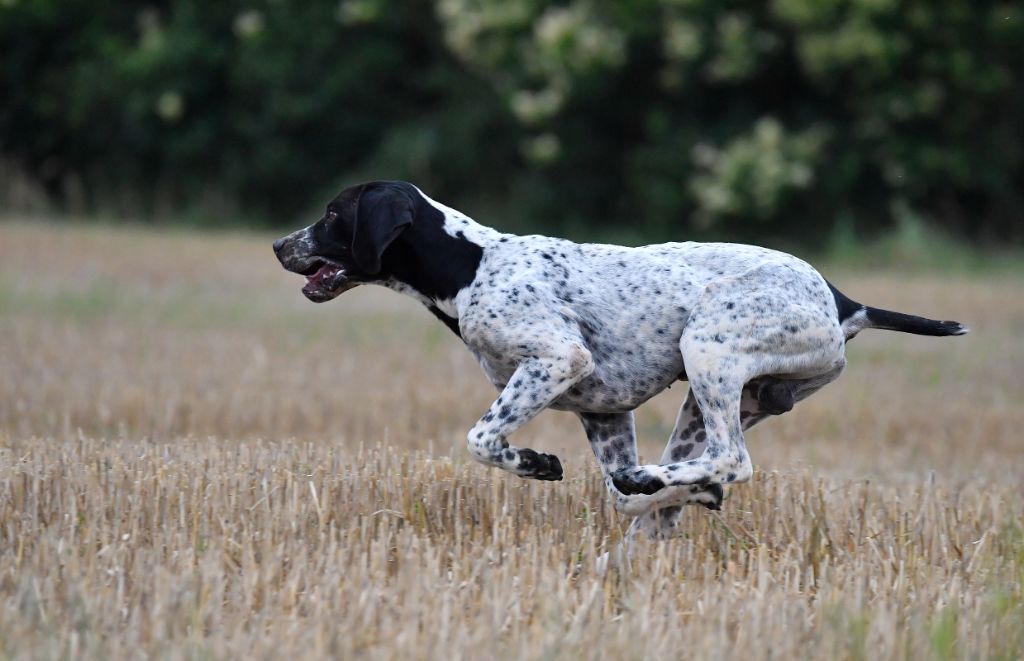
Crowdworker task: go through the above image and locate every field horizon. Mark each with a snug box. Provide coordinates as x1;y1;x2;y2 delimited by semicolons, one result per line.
1;220;1021;659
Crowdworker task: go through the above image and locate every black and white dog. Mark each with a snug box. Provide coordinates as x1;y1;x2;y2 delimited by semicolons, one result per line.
273;181;966;538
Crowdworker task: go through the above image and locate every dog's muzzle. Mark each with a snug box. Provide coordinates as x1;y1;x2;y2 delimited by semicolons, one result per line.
274;231;357;303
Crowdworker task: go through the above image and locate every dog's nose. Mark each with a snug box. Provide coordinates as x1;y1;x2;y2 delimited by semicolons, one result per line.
273;237;287;254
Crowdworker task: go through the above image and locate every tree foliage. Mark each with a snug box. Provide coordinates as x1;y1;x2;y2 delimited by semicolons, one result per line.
1;0;1021;242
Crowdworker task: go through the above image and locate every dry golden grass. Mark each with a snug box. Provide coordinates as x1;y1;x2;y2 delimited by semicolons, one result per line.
1;220;1022;659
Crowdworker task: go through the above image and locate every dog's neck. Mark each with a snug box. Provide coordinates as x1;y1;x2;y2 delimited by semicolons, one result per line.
376;191;504;336
414;188;505;248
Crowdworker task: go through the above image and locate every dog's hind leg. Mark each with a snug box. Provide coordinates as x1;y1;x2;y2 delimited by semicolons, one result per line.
609;358;751;505
609;274;848;510
624;374;831;539
623;392;716;539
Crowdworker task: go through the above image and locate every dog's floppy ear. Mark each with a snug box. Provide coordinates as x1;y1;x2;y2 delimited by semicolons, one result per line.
352;183;414;274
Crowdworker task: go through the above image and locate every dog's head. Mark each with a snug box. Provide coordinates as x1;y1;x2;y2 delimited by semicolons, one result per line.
273;181;415;303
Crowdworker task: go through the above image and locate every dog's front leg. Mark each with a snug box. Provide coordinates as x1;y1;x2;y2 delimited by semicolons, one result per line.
466;343;594;481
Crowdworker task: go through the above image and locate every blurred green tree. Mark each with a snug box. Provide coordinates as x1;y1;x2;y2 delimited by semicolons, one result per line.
0;0;1020;243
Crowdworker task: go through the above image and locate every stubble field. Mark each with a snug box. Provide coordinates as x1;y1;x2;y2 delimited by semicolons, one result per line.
0;221;1022;659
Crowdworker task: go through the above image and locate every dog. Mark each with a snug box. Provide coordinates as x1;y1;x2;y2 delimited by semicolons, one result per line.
273;181;967;539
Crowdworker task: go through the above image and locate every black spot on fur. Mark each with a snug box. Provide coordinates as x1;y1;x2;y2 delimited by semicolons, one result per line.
671;442;695;461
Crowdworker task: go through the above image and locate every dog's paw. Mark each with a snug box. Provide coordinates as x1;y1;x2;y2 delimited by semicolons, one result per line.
611;468;666;496
517;449;563;481
690;483;725;510
611;482;724;516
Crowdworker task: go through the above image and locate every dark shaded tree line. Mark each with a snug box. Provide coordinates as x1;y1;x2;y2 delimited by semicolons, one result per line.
1;0;1021;244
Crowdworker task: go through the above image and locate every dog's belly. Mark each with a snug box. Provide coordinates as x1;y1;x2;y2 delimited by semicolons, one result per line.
475;334;685;413
557;332;686;412
551;363;684;412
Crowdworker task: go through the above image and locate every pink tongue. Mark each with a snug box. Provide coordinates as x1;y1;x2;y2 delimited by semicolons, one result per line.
306;263;338;285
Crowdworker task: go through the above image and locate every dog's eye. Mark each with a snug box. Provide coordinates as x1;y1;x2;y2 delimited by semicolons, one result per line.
326;210;338;222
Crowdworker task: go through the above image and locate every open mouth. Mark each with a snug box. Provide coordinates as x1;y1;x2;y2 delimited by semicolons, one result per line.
300;259;353;302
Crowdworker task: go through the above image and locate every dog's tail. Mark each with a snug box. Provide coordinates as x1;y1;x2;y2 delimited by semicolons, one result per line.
856;307;968;336
828;281;969;339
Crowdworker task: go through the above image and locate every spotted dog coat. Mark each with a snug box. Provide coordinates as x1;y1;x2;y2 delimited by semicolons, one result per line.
274;181;967;539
